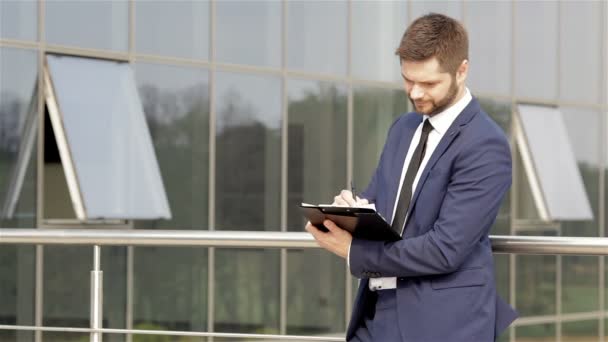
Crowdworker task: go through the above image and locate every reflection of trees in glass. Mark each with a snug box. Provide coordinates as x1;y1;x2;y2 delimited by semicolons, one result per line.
215;87;281;230
287;83;347;229
136;82;209;230
352;87;406;192
134;81;209;335
215;249;279;334
286;83;347;335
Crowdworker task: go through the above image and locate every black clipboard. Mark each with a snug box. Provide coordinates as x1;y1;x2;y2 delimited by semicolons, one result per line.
300;204;401;242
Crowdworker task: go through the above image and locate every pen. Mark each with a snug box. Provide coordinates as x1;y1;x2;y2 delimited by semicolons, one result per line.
351;180;357;202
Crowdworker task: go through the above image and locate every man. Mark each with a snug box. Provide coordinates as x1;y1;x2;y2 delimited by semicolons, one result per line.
305;13;517;341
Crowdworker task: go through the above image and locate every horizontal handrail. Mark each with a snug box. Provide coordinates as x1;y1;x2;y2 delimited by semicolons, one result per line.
0;325;344;341
1;228;608;255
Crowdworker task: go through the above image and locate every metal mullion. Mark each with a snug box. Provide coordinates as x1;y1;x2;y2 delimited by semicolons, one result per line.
35;0;45;340
279;0;288;335
133;53;211;68
128;0;135;64
0;39;39;50
127;3;135;340
509;3;517;340
208;1;216;341
44;44;129;62
344;0;353;330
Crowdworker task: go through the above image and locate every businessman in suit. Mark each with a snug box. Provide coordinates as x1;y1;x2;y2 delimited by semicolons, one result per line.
306;13;517;341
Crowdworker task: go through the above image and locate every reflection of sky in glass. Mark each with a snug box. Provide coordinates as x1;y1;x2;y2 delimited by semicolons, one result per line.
560;1;602;104
216;1;281;67
287;79;347;104
288;1;347;75
46;0;128;51
465;2;511;96
215;71;281;132
410;1;461;22
351;1;406;82
514;1;558;100
0;0;37;41
136;1;209;59
135;63;208;124
0;48;37;145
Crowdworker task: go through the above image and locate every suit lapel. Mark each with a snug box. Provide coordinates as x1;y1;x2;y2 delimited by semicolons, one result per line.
405;98;481;224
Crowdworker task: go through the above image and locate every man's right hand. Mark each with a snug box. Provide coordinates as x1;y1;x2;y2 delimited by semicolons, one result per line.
333;190;369;207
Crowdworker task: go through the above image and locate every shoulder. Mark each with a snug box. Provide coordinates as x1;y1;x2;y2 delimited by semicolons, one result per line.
461;102;509;149
386;112;422;139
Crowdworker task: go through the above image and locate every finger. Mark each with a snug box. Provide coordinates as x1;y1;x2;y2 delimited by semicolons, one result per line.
323;219;340;233
333;194;349;206
355;197;369;206
340;190;357;206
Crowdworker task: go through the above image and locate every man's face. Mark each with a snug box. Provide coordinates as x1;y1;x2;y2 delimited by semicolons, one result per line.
400;57;465;116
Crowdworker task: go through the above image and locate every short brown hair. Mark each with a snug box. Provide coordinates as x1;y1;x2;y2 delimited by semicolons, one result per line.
395;13;468;74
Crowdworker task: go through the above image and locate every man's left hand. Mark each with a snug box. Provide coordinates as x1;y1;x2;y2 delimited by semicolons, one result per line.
305;219;352;259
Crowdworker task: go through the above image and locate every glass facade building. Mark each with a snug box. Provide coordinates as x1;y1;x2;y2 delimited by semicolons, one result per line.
0;1;607;341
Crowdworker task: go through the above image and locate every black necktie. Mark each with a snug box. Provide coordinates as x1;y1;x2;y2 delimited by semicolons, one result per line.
391;119;434;235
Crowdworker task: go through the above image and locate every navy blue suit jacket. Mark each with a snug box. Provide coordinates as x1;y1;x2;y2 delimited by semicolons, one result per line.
347;98;518;341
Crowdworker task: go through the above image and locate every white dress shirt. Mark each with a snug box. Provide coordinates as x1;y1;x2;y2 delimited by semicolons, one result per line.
365;88;472;291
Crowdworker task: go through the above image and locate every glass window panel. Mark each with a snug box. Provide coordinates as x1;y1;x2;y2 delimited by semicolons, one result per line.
134;63;209;230
287;1;347;75
215;249;279;334
514;147;541;222
465;2;511;96
353;87;406;192
516;105;593;221
135;1;209;60
0;245;35;341
493;252;510;305
514;1;558;100
0;0;37;41
0;48;38;226
287;250;345;335
560;107;600;237
102;247;126;342
410;1;461;22
45;0;128;51
216;1;281;67
515;232;556;316
215;72;281;231
562;320;599;341
560;1;602;104
351;1;406;82
562;256;598;313
42;332;89;342
515;324;555;341
46;54;170;220
43;246;125;336
287;80;347;230
133;247;208;332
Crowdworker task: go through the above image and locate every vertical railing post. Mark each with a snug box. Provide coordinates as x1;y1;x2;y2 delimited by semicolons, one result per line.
91;245;103;342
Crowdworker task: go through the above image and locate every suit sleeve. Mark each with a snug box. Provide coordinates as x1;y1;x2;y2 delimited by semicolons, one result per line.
349;132;511;278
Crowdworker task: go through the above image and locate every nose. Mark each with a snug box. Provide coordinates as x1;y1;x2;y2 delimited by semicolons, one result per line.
410;84;424;100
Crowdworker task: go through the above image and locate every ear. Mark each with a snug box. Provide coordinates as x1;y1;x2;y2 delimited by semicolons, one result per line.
456;59;468;84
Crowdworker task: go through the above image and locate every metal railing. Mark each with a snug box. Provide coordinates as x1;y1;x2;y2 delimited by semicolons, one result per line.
2;229;608;341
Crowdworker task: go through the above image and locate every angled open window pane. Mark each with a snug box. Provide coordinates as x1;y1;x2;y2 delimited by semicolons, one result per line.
1;85;37;220
515;104;593;221
44;54;171;220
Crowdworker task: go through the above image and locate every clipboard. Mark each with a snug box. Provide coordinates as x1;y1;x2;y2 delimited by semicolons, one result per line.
300;203;401;242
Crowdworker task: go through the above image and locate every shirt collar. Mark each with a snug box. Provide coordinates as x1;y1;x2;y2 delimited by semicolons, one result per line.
425;87;472;135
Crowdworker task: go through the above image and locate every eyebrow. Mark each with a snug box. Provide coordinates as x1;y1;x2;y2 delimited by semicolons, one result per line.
401;73;439;84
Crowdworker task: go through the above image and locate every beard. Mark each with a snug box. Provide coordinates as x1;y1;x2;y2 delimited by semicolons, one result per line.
410;78;459;116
